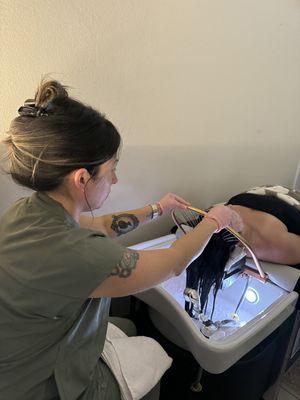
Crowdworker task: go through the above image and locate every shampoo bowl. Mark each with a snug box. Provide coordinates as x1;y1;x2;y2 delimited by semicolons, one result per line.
130;234;299;373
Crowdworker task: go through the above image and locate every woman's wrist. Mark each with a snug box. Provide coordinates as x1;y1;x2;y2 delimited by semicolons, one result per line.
149;203;163;220
203;215;220;232
201;216;219;233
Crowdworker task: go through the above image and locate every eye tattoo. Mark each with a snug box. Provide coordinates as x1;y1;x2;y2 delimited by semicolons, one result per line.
111;214;139;236
110;250;140;278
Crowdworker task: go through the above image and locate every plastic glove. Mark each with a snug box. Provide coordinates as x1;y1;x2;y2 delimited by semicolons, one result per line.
227;206;244;233
204;205;243;233
157;193;191;215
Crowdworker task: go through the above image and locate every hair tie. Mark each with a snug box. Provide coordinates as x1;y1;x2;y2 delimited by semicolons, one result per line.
18;99;48;117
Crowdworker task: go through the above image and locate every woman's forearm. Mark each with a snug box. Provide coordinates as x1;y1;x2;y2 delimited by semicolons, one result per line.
80;204;158;238
170;218;218;274
81;193;190;238
102;205;157;237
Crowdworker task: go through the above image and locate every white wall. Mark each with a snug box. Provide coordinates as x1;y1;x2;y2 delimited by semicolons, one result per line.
1;0;300;245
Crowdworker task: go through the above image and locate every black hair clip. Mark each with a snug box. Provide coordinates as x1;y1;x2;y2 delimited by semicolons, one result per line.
18;99;48;117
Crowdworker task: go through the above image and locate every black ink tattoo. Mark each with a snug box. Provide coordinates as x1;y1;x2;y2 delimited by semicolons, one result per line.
110;250;140;278
111;214;139;236
146;211;153;220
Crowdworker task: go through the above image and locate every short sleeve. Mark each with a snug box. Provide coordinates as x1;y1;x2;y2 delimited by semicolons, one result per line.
25;228;127;299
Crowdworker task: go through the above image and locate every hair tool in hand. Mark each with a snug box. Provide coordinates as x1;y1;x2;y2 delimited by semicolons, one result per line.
171;206;267;325
172;205;266;280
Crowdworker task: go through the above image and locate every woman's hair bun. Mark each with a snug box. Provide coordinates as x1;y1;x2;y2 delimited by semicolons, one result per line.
34;79;69;108
5;77;121;192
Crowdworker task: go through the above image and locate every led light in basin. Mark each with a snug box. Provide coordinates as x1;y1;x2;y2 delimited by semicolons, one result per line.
245;287;259;304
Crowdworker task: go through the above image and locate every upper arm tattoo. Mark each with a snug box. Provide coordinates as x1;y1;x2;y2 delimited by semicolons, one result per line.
110;249;140;278
111;213;139;236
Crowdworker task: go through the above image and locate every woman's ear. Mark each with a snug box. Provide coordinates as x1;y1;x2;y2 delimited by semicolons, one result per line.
73;168;91;190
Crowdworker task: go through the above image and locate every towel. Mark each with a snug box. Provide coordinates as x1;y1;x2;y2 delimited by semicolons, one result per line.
101;323;172;400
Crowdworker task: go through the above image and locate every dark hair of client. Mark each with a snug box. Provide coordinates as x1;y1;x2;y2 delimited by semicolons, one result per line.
171;223;237;317
3;79;121;191
186;233;237;316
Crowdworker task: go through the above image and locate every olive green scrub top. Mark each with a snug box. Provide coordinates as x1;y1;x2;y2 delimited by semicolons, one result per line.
0;192;126;400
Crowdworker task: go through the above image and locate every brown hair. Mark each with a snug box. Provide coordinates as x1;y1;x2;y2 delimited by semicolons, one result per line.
3;79;121;191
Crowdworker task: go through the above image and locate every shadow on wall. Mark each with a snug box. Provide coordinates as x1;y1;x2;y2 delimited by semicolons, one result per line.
0;143;298;246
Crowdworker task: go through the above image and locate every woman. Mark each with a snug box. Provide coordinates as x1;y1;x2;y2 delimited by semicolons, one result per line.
183;186;300;318
0;79;240;400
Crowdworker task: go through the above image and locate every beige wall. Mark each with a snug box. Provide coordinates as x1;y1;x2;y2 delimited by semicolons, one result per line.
1;0;300;245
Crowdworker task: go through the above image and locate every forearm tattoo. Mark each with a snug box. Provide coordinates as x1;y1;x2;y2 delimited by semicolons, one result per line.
111;213;139;236
110;250;140;278
146;210;153;220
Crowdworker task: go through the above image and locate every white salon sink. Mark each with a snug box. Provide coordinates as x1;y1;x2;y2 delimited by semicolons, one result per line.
130;234;299;373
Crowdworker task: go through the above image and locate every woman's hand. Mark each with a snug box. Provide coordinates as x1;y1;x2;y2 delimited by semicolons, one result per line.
228;208;244;233
205;205;244;233
157;193;191;215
